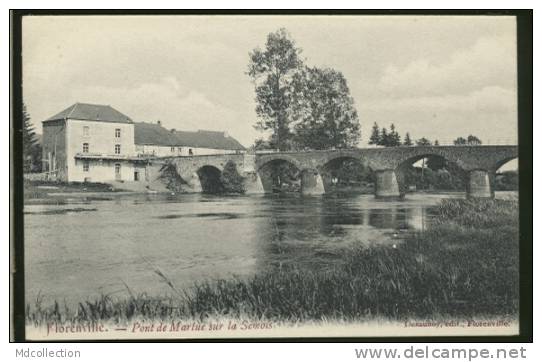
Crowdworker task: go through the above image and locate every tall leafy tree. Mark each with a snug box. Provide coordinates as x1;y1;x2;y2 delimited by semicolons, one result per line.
248;28;303;151
290;66;360;149
369;122;381;145
22;103;41;172
403;132;413;146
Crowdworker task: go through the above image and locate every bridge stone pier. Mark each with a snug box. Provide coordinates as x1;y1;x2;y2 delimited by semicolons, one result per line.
375;170;401;198
300;169;326;195
164;145;518;199
467;170;493;198
243;171;265;194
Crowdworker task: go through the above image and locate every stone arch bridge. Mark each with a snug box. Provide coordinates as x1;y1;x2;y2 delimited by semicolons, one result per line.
164;145;518;198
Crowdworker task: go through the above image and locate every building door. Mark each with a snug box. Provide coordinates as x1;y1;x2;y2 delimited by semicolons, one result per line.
115;163;122;181
134;170;140;181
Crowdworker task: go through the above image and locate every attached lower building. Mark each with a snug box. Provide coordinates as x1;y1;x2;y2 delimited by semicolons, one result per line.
134;121;245;157
41;102;245;183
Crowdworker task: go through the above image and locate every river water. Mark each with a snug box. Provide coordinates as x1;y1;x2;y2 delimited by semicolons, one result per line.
23;191;516;306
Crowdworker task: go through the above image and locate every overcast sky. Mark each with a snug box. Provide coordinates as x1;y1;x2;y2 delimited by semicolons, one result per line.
22;15;518;148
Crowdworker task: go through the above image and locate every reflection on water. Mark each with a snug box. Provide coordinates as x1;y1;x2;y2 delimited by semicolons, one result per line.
23;191;516;305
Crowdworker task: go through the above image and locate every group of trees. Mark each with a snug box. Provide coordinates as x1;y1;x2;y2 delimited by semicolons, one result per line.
368;122;436;147
247;29;484;153
453;135;482;145
247;29;493;194
248;28;360;151
368;122;483;148
22;103;42;173
368;122;402;147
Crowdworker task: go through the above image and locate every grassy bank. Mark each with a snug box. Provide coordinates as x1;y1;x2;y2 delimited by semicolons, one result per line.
26;198;519;325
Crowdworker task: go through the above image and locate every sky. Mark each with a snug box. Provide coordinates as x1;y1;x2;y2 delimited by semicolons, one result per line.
22;15;518;149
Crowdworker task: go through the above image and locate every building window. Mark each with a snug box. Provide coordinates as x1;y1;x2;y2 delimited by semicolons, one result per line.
171;146;175;153
188;148;193;155
83;161;90;172
115;128;121;138
115;144;121;154
83;143;89;153
83;126;89;136
178;147;182;153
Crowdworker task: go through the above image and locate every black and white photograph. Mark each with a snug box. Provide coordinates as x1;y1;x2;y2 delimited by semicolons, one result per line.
11;11;531;341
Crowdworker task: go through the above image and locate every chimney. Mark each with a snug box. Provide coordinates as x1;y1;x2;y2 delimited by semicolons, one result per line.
157;120;161;126
170;128;176;133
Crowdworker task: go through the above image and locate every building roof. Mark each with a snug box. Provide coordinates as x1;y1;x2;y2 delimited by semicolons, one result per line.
44;103;133;124
134;122;178;146
134;122;245;150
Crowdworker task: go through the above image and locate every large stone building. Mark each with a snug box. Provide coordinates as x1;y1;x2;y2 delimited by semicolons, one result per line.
42;103;245;183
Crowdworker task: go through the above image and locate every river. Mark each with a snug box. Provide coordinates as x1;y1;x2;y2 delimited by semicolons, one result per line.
23;191;516;306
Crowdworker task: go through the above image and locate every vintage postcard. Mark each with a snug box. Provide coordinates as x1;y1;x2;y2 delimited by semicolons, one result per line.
12;12;528;341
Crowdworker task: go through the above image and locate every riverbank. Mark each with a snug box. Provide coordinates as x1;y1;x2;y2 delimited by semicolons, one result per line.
25;197;518;325
23;180;126;199
23;180;175;204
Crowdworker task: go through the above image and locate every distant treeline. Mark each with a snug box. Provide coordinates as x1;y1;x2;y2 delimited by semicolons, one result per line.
368;122;483;147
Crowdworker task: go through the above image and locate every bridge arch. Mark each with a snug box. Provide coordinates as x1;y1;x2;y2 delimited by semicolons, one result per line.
494;156;519;172
196;165;225;194
319;155;375;194
493;156;518;193
395;153;468;195
257;158;303;193
255;154;304;172
256;156;327;195
393;149;469;172
319;149;366;166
